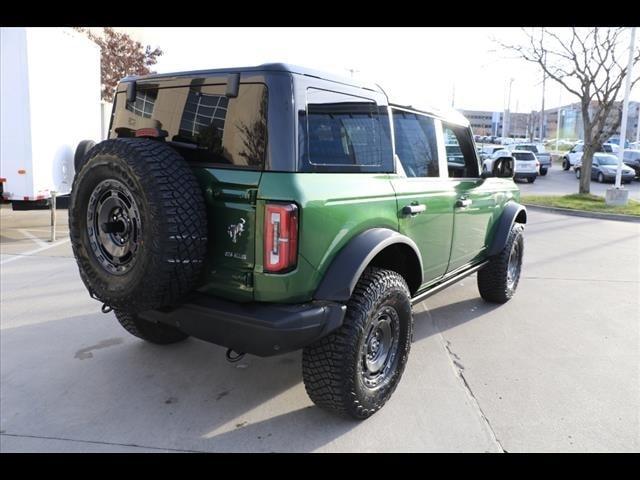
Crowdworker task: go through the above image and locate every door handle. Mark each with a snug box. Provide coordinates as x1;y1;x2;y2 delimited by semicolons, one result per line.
402;204;427;216
455;198;472;208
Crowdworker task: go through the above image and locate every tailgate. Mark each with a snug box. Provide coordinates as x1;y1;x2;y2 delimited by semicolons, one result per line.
193;168;261;302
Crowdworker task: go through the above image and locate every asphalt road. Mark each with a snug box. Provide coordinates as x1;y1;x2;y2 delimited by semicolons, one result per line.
1;204;639;452
516;161;640;200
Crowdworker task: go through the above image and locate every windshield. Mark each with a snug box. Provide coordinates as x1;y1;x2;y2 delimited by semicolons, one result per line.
596;155;619;166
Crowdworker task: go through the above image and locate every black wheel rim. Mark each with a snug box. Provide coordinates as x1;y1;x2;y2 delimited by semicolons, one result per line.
507;241;521;290
86;179;142;275
360;306;400;389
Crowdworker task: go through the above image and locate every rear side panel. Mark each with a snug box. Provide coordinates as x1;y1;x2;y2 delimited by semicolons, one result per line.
254;172;399;303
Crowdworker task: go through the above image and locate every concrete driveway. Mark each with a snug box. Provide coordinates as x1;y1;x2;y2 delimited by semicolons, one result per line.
1;204;638;452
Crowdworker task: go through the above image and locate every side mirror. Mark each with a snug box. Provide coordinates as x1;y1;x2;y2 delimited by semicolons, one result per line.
492;156;515;178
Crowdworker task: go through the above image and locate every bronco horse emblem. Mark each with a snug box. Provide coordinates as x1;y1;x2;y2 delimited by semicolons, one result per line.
227;218;246;244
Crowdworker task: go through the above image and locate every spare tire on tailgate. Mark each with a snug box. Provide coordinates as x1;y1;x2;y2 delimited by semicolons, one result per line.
69;138;208;313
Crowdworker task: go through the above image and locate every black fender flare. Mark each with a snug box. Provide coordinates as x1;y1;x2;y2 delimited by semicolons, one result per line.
314;228;423;302
487;201;527;257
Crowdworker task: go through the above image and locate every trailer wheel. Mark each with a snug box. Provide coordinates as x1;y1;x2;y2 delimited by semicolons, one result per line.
74;140;96;174
69;138;208;313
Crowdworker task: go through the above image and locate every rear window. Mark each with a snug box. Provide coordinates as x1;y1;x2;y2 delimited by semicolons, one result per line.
516;144;538;153
110;83;268;169
513;152;535;161
298;88;393;173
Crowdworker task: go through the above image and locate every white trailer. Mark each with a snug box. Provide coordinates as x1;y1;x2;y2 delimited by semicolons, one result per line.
1;27;101;204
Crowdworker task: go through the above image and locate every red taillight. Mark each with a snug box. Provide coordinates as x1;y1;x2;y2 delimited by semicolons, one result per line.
264;203;298;273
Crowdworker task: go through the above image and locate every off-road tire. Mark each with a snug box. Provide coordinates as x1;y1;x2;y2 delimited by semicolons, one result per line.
74;139;96;174
115;310;188;344
69;138;208;313
302;267;413;420
477;223;524;304
562;158;570;170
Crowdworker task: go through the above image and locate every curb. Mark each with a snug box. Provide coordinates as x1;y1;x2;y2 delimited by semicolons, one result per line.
523;203;640;223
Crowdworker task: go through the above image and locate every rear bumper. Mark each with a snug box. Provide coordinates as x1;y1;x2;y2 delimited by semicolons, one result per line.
514;172;538;180
138;294;346;357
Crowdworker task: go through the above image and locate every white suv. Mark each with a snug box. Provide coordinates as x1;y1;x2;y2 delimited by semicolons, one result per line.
562;142;619;171
483;149;539;183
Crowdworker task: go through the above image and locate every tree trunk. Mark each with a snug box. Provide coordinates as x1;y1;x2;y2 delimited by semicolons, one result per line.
579;144;594;194
579;104;593;195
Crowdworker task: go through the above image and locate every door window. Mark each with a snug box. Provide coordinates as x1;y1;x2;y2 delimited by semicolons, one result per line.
392;110;441;177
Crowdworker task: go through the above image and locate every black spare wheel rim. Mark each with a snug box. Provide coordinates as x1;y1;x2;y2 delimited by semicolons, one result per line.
360;305;401;389
87;179;142;275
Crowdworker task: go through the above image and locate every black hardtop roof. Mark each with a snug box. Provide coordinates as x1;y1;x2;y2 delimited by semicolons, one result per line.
121;63;469;127
121;62;384;93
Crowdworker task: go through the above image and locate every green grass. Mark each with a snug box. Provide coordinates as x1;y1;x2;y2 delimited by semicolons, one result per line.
521;194;640;216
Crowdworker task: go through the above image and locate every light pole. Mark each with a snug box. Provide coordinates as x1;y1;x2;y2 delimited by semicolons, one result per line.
555;89;563;152
539;28;547;141
503;78;515;139
608;27;636;206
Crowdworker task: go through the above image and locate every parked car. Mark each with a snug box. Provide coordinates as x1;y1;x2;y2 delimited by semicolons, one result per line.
479;145;508;161
607;136;630;148
504;143;551;176
574;153;635;183
562;142;619;170
623;149;640;178
483;149;538;183
68;63;526;420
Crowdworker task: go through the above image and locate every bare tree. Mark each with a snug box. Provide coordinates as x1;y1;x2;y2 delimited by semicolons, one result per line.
75;27;163;102
497;28;639;194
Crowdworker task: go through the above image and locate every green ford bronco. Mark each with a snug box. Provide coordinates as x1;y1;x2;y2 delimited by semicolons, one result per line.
70;64;525;419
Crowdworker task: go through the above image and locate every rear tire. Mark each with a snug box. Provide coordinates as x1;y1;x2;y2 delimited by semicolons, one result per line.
302;267;413;420
562;158;570;171
526;177;536;183
597;172;605;183
575;168;581;179
477;223;524;304
540;168;548;176
115;310;188;345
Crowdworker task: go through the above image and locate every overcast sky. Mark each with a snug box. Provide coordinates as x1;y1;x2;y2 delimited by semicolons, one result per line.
127;27;640;114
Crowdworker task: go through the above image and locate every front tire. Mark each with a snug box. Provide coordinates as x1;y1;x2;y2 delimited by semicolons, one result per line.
575;168;581;179
115;310;188;345
562;158;570;171
526;177;536;183
302;268;413;420
597;172;605;183
540;168;548;176
477;223;524;303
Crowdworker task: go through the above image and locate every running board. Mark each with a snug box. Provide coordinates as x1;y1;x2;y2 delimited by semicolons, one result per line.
411;260;489;306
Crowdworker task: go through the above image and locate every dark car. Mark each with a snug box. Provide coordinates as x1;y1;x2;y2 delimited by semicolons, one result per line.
623;149;640;179
575;153;635;183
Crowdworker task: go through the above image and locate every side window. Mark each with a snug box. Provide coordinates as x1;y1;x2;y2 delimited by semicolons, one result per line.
442;123;480;178
392;110;440;177
298;88;392;172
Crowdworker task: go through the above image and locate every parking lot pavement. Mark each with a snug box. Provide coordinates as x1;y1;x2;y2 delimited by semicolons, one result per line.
1;206;639;452
516;165;640;200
